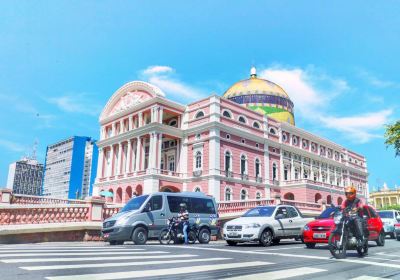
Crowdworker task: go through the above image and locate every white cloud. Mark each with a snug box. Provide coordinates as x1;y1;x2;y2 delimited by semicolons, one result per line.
143;65;174;75
0;139;25;153
140;65;208;102
48;93;102;116
258;66;393;143
358;69;398;89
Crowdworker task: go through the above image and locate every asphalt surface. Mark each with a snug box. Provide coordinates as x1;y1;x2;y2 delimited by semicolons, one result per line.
1;238;400;280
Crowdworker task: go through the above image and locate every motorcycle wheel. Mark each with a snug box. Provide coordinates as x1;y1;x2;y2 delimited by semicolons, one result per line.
328;232;347;259
159;229;172;245
357;239;368;257
188;230;197;244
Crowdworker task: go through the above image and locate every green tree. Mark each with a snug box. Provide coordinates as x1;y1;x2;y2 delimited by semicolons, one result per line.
384;120;400;157
379;204;400;211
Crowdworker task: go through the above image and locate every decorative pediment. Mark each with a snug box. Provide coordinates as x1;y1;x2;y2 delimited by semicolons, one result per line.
100;81;165;121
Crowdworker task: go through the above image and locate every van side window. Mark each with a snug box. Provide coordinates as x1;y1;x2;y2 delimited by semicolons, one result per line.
149;195;163;211
167;196;190;213
190;198;215;214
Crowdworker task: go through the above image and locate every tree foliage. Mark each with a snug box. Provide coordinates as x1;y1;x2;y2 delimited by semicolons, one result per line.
378;204;400;211
384;120;400;157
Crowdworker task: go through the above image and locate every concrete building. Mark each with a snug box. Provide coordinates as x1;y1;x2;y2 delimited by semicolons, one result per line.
6;158;44;196
42;136;98;199
93;68;368;205
370;183;400;209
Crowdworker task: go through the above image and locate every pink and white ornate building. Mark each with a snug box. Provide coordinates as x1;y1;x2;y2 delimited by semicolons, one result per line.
93;69;368;206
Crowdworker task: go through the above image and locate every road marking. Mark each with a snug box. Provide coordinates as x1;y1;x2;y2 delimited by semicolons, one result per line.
221;267;326;280
350;276;392;280
0;251;153;257
2;251;176;263
253;246;305;251
366;257;400;263
150;245;400;270
0;249;141;253
0;246;118;250
376;252;400;257
20;257;231;271
45;261;269;280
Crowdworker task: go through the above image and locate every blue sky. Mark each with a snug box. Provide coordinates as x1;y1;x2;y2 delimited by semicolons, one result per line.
1;1;399;190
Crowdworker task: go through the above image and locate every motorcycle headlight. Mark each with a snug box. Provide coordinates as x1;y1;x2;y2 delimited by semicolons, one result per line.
303;225;310;231
245;223;261;229
334;212;343;225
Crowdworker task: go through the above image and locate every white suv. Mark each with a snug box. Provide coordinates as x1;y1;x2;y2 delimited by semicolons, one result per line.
223;205;313;246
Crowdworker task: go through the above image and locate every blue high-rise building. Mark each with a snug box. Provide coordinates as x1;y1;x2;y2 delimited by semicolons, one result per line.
42;136;98;199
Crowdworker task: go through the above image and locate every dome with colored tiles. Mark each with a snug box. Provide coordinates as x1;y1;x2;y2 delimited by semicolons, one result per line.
223;67;295;125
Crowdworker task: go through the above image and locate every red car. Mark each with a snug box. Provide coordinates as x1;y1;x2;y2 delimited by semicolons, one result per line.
303;205;385;248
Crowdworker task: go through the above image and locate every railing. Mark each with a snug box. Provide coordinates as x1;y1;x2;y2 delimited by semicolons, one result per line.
12;194;87;205
218;199;275;215
102;205;121;220
281;179;344;191
0;205;90;225
281;199;322;211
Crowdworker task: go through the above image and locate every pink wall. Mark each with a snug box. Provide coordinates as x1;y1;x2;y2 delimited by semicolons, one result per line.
220;180;265;201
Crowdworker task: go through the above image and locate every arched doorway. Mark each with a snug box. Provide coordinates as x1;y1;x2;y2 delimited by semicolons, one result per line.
126;186;132;202
135;185;143;196
116;188;122;203
327;195;332;205
107;189;114;203
315;193;322;203
337;197;343;206
160;186;180;193
284;192;295;200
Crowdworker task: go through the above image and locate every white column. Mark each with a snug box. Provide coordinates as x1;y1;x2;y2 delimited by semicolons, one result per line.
208;128;221;200
135;137;141;171
126;140;132;173
120;120;123;133
319;165;322;182
96;148;104;180
112;123;116;137
159;106;164;123
109;145;114;176
209;95;221;122
116;143;122;175
264;147;270;182
149;133;156;169
280;152;284;181
291;158;295;180
129;116;133;131
138;112;143;128
301;159;304;179
176;138;181;172
157;133;163;170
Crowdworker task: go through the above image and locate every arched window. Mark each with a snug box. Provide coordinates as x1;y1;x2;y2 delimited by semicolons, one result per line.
168;119;177;126
293;136;298;145
240;189;248;200
240;154;247;175
225;151;231;171
222;110;232;119
255;158;261;178
253;121;261;129
295;167;299;180
238;116;247;124
256;192;262;200
272;163;277;180
282;133;288;142
195;151;202;169
194;111;205;119
226;134;231;140
168;155;175;171
315;193;322;203
303;169;308;179
269;127;277;135
194;186;201;192
225;187;232;201
284;192;295;200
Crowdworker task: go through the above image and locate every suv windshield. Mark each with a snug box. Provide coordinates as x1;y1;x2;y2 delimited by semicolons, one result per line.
378;211;394;219
243;207;276;217
120;195;149;212
317;207;337;219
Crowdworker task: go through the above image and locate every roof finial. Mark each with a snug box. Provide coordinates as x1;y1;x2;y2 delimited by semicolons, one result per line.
250;66;257;78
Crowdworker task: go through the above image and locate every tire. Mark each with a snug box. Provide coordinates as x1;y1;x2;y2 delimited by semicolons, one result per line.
226;240;237;246
272;238;280;245
376;231;385;246
390;232;396;239
305;243;316;249
109;241;117;246
259;229;273;247
198;228;211;244
397;235;400;241
328;232;347;259
159;229;172;245
357;239;368;257
188;230;197;244
132;227;148;245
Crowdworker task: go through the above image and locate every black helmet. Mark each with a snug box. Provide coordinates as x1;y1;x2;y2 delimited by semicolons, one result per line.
179;203;187;210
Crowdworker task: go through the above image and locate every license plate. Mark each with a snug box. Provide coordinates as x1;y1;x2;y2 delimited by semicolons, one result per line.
228;232;239;237
103;233;109;238
313;233;326;239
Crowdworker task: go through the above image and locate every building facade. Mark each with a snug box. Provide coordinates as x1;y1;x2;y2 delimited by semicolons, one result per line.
6;158;44;196
42;136;98;199
93;69;369;205
370;185;400;209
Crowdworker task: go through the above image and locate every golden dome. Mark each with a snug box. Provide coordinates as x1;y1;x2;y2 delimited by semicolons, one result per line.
223;68;295;125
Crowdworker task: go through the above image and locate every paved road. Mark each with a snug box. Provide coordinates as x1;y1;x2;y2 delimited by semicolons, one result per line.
1;238;400;280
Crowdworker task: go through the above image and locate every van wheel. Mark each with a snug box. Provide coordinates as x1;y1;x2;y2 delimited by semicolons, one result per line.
132;227;148;245
376;231;385;246
226;240;237;246
198;228;211;244
305;243;316;249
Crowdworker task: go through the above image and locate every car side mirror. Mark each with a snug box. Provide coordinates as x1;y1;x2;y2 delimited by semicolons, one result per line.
275;214;285;220
396;217;400;222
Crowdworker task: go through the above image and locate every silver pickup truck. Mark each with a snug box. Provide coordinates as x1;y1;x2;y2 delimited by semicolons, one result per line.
223;205;314;246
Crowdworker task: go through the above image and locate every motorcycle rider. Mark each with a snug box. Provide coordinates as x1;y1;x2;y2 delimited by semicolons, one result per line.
178;202;189;244
341;185;368;246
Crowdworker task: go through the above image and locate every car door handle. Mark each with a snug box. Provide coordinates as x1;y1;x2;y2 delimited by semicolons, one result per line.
289;220;293;223
160;213;165;217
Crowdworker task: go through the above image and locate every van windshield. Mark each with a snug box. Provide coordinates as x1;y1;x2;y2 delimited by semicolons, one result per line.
378;211;394;219
120;195;149;212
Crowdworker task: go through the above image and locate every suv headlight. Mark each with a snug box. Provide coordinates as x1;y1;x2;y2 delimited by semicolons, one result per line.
244;223;261;229
334;212;343;225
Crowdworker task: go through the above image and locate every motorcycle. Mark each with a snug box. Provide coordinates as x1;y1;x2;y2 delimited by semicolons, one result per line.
328;206;368;259
159;217;197;245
